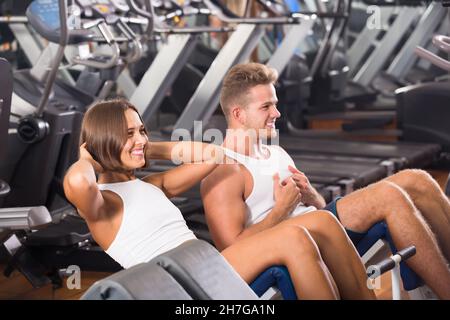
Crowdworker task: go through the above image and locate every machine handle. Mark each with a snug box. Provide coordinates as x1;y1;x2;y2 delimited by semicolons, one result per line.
415;46;450;72
432;34;450;53
367;245;416;278
72;21;121;69
0;179;11;197
116;19;143;64
127;0;233;34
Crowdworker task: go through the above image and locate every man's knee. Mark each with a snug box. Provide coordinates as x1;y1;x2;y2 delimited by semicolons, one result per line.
340;181;409;228
372;181;414;218
391;169;435;193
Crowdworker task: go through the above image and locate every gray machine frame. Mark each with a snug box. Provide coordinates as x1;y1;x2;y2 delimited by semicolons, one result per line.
173;0;315;133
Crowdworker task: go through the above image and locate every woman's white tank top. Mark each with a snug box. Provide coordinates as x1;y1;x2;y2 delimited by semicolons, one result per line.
223;145;316;227
98;179;196;269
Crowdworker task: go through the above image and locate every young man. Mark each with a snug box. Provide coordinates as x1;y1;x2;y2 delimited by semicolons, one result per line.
200;62;450;299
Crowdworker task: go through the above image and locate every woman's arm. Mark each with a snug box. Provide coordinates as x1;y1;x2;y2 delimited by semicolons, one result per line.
63;145;106;221
145;141;177;161
144;141;226;198
146;141;218;163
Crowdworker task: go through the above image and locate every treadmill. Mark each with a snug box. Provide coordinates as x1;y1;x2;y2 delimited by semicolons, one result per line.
143;0;399;199
279;135;441;170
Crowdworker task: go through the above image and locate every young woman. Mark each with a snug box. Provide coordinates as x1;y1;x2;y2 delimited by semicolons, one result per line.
63;99;375;300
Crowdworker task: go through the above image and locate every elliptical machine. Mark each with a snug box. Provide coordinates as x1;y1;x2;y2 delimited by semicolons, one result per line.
0;0;147;288
2;0;146;213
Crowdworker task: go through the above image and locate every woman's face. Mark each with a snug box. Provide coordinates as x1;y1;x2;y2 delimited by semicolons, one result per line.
120;109;148;170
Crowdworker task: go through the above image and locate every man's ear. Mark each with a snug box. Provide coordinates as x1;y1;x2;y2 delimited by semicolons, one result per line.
231;106;245;124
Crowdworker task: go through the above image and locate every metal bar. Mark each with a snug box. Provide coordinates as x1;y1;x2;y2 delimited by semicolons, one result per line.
8;24;44;66
131;34;198;124
117;68;137;99
267;17;316;73
353;7;420;86
174;24;264;133
417;17;450;70
386;3;446;78
0;16;28;23
348;6;396;75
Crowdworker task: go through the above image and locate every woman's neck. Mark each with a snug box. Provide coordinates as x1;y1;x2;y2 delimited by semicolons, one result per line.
98;170;136;184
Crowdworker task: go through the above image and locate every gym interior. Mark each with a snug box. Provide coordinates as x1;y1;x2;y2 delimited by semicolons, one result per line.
1;0;450;301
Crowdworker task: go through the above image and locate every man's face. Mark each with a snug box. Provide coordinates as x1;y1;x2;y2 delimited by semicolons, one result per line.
240;84;281;139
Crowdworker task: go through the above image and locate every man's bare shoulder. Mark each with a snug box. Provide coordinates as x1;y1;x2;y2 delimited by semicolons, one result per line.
201;162;244;194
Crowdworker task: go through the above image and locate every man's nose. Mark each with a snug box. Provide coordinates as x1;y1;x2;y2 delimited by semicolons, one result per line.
272;106;281;118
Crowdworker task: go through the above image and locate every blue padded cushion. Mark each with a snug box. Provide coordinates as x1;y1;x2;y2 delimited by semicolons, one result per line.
383;226;423;291
355;222;423;291
250;265;297;300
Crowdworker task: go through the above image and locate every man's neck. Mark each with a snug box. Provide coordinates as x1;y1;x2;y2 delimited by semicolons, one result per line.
223;128;267;158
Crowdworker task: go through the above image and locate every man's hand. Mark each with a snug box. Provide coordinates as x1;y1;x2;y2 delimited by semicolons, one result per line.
273;173;302;220
287;165;326;208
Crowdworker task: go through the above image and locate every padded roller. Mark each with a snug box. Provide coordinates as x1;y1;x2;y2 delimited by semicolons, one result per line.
153;239;259;300
81;262;192;300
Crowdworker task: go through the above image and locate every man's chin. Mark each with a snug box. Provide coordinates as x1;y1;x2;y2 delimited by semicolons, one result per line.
259;128;278;139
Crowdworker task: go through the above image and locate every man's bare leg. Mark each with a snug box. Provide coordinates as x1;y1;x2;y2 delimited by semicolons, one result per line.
279;210;376;300
222;224;339;299
336;180;450;299
385;169;450;261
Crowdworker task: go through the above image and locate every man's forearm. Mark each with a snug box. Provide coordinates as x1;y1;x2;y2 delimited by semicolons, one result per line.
236;206;287;241
305;189;326;209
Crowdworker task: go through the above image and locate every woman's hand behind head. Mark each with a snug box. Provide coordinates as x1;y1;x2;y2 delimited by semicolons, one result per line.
80;143;104;174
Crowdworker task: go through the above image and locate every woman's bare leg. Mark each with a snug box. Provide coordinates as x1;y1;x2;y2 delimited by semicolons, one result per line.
278;210;376;300
221;224;339;300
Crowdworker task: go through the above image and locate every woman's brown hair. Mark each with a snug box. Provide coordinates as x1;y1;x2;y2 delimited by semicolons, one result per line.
80;99;148;172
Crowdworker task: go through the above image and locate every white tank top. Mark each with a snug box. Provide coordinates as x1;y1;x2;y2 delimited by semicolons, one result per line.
98;179;196;269
223;145;316;227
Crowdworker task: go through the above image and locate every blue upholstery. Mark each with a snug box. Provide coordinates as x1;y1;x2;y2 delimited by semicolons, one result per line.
355;222;423;291
249;222;423;299
250;265;297;300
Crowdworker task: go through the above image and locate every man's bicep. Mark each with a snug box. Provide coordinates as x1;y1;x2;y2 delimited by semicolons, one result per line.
201;170;247;250
206;193;248;250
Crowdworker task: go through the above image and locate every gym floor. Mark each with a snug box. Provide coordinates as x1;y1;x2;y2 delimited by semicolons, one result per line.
0;170;447;300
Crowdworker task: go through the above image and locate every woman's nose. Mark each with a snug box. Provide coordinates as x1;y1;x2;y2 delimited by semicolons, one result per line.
133;134;147;145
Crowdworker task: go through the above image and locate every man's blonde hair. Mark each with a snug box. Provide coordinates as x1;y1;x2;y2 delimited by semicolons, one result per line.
220;63;278;120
